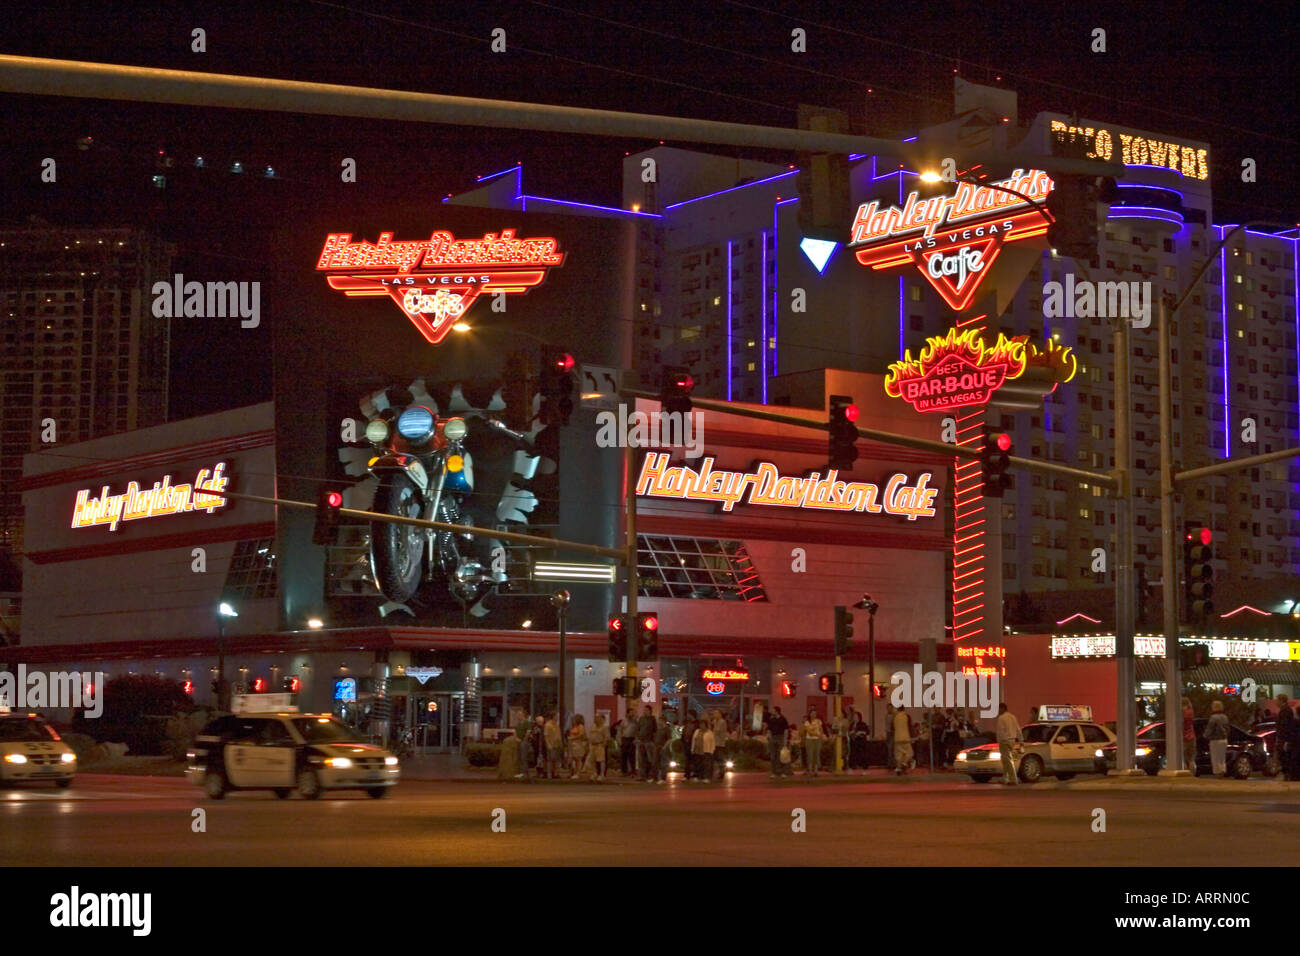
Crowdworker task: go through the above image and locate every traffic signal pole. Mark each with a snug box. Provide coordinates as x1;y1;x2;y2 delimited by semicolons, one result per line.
1157;297;1187;772
625;440;640;718
834;651;843;773
1113;310;1138;773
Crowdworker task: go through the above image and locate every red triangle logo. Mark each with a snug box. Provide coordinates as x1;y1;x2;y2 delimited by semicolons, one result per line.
908;236;1004;313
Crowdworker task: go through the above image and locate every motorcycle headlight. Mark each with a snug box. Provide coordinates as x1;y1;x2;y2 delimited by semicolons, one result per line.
365;418;391;444
442;416;467;441
397;406;436;445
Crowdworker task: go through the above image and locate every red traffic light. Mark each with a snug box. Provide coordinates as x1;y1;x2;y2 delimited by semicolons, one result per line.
995;432;1012;451
252;677;266;693
326;491;343;508
639;614;659;631
555;352;575;372
183;680;194;695
843;403;860;423
608;616;624;631
671;371;695;390
1199;527;1212;545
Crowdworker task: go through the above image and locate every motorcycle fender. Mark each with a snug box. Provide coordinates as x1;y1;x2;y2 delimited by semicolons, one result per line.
371;455;429;493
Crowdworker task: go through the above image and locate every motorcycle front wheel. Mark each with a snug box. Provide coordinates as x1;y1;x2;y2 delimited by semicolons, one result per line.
369;471;425;603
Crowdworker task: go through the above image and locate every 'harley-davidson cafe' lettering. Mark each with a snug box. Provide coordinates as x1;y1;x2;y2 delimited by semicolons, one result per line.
70;463;230;531
636;453;938;520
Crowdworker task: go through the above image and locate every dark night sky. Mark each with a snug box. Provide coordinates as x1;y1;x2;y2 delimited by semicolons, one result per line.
1;0;1295;418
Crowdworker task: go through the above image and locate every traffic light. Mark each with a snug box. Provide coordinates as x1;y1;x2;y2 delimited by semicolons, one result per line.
780;679;798;697
539;347;576;426
819;673;842;695
828;395;860;471
795;104;853;242
1183;525;1215;622
1179;643;1211;670
612;676;639;698
1043;165;1118;267
282;676;301;693
607;615;628;662
980;426;1013;497
635;611;659;661
312;486;345;545
833;605;854;656
252;677;267;693
182;680;194;696
660;366;695;416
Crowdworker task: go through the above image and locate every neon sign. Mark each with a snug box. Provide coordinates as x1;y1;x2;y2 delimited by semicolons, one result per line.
706;682;726;696
955;644;1006;677
1048;121;1208;180
702;668;750;682
317;229;565;344
636;453;938;520
850;169;1053;311
884;326;1077;413
71;463;230;531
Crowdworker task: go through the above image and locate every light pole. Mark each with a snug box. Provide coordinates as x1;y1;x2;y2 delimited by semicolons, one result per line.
216;602;237;711
551;589;570;728
855;595;880;738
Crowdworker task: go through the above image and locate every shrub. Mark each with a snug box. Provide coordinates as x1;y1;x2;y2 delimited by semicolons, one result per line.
60;732;97;761
465;742;502;767
164;710;213;760
75;675;194;755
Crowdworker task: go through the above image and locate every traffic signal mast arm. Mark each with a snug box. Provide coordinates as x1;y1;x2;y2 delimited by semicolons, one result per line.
620;388;1117;488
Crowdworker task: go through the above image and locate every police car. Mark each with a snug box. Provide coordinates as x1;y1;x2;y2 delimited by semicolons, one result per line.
187;697;400;799
956;706;1115;783
0;710;77;788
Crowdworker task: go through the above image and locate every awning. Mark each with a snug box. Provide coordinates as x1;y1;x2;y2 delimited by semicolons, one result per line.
1134;659;1300;685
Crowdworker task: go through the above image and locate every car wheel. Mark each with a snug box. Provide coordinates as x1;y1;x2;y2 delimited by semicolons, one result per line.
968;775;993;784
1232;755;1252;780
1018;755;1043;783
366;787;388;799
203;770;228;800
1055;773;1076;780
55;778;73;789
297;769;322;800
273;788;291;800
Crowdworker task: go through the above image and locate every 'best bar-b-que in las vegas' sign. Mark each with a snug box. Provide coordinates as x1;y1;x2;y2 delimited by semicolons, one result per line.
317;229;565;344
849;168;1052;312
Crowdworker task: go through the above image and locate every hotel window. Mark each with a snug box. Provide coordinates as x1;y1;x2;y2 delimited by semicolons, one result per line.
223;538;279;600
909;286;921;301
636;536;767;601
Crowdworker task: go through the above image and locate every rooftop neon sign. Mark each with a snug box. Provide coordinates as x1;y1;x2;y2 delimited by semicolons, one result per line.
317;228;565;344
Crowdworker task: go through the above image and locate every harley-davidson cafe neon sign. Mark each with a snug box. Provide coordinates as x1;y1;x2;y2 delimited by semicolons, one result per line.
884;326;1078;414
849;169;1053;311
636;453;938;520
71;463;230;531
317;229;565;344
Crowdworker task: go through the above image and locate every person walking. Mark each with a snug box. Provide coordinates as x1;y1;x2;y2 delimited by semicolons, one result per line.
764;707;790;778
892;706;914;775
1181;697;1197;773
1204;701;1230;777
712;710;730;778
1276;696;1300;780
802;710;824;777
543;712;563;779
619;707;638;776
635;706;658;781
588;714;610;780
995;703;1021;786
692;718;715;782
681;712;699;781
567;714;589;779
655;716;672;783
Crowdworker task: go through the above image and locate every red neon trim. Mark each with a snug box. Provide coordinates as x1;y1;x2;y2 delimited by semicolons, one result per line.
1220;604;1271;618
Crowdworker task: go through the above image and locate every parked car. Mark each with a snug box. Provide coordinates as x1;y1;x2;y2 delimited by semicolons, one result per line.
1093;719;1276;779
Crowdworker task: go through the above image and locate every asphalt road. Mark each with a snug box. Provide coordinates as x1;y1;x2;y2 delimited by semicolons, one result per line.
3;773;1299;866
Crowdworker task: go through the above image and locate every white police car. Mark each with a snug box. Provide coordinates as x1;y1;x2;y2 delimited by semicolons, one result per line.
0;711;77;788
956;706;1114;783
187;702;399;799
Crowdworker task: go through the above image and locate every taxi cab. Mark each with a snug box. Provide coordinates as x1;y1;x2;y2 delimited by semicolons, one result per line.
0;710;77;788
956;706;1114;783
187;697;400;800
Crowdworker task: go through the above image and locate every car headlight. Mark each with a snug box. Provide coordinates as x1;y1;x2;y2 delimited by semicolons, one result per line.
4;754;28;764
725;760;734;769
61;752;76;763
396;405;436;445
956;752;967;761
365;418;391;444
1135;747;1151;757
324;757;353;769
442;416;467;441
384;756;399;766
1095;749;1104;758
669;761;678;768
987;751;1000;761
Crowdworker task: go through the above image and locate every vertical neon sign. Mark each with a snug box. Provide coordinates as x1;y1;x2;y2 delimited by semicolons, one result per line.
727;240;734;402
1219;225;1230;458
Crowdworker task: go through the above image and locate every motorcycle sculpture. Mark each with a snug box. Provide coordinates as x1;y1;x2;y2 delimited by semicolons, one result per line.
363;402;509;606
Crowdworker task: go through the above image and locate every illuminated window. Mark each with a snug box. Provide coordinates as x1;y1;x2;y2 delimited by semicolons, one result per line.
636;535;767;601
746;362;756;371
1079;508;1091;519
223;538;278;599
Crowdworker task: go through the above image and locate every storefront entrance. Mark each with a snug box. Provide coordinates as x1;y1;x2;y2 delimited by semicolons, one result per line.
406;692;464;753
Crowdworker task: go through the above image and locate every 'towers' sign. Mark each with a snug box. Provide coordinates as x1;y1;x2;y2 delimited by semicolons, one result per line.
884;326;1077;413
71;463;230;531
317;229;565;344
849;169;1052;311
636;453;938;520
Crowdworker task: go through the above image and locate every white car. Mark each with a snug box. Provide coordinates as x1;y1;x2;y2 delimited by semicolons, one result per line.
187;712;400;799
0;713;77;788
956;721;1116;783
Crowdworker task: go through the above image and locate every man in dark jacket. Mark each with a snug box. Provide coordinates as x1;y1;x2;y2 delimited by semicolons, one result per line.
681;714;699;780
635;706;658;780
764;707;790;778
1276;697;1299;780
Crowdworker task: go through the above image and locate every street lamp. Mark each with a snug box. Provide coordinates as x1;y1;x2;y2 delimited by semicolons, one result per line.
216;602;238;711
551;589;571;728
854;594;880;737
